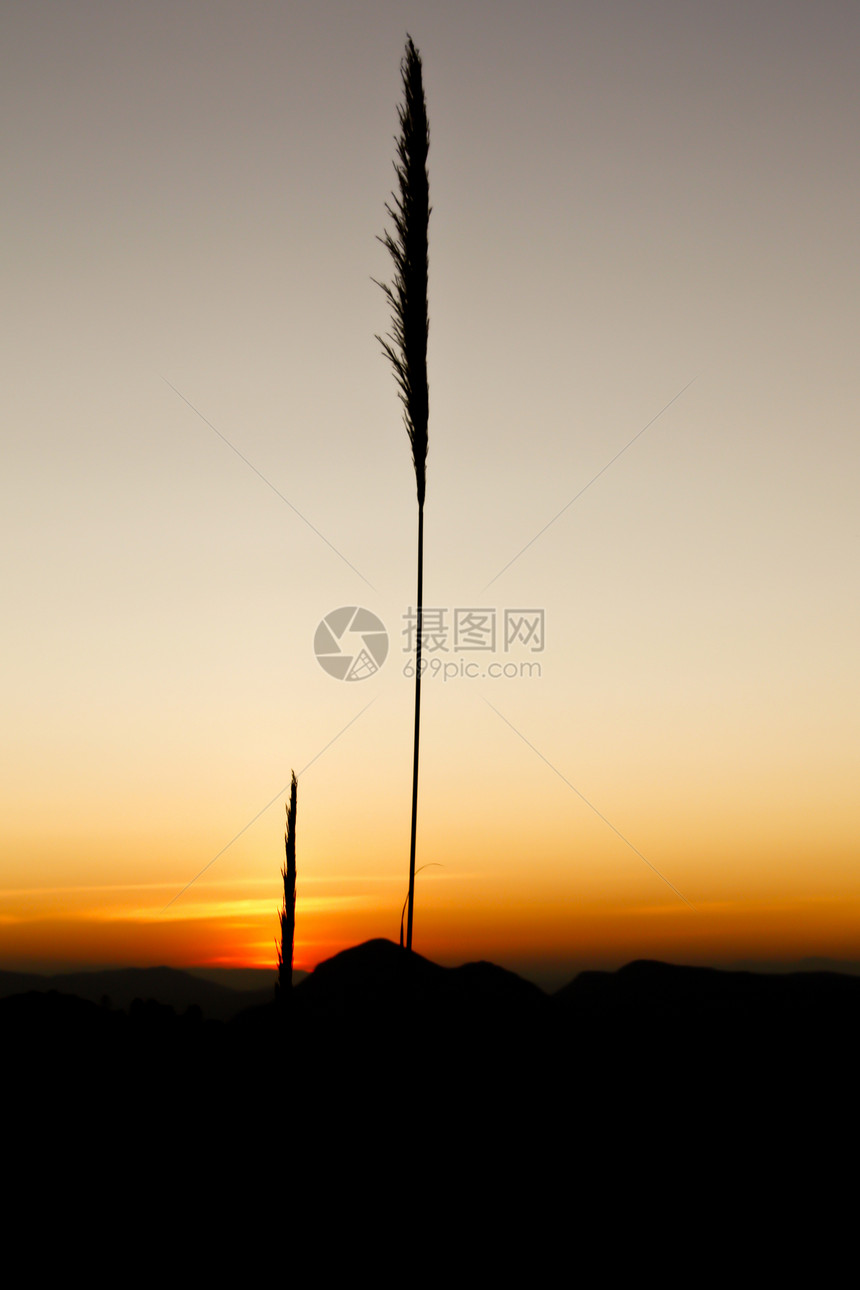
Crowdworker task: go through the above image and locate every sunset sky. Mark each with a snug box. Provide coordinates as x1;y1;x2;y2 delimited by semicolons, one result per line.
2;1;858;989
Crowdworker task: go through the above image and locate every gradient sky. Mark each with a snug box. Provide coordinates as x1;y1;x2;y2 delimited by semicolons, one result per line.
2;1;858;988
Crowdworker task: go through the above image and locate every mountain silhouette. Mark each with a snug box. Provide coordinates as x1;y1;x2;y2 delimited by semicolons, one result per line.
0;964;273;1021
294;937;545;1016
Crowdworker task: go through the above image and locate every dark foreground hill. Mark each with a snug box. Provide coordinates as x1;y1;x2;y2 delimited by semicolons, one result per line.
6;940;859;1095
6;938;860;1049
5;940;857;1238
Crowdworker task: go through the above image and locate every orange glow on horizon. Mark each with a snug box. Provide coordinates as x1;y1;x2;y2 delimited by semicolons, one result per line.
3;878;860;985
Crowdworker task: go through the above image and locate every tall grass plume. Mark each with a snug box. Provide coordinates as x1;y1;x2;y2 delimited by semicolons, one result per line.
376;35;430;952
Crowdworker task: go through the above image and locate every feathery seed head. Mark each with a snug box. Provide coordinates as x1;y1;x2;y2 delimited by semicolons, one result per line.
375;35;430;506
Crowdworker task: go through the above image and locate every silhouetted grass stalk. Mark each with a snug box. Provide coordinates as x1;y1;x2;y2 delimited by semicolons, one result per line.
277;771;297;998
376;36;430;954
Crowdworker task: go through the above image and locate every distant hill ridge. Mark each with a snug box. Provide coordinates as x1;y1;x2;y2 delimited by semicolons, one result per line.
0;964;275;1021
4;942;860;1024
